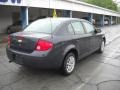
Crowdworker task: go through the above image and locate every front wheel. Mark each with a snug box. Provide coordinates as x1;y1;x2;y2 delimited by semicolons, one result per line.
61;53;76;76
98;40;105;53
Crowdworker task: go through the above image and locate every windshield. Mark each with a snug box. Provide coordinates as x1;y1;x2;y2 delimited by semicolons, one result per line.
24;18;61;34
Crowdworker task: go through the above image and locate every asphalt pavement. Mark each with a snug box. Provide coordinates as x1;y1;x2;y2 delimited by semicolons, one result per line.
0;25;120;90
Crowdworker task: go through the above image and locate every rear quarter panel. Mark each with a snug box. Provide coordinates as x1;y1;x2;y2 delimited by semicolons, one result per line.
51;35;78;64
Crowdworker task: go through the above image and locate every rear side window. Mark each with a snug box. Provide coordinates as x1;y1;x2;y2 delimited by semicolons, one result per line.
67;24;74;35
56;24;69;35
71;21;85;35
83;22;95;33
55;23;74;35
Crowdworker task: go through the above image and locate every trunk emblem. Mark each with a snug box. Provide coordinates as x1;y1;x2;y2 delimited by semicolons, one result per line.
18;39;22;43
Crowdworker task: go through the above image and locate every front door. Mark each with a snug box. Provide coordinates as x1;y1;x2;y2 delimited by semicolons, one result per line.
82;21;100;52
71;21;90;59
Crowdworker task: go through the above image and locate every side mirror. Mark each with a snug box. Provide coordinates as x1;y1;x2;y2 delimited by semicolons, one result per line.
95;28;101;33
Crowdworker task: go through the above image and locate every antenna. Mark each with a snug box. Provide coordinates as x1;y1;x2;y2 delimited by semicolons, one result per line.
49;0;53;38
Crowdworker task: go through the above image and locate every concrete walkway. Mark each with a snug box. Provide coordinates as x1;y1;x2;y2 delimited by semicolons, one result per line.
101;25;120;45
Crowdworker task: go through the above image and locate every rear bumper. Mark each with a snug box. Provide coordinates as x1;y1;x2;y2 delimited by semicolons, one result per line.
6;47;63;69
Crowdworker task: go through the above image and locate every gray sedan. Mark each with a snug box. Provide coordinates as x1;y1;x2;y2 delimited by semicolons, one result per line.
6;18;106;75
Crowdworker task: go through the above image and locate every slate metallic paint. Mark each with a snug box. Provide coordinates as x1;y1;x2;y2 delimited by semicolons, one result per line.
6;18;105;69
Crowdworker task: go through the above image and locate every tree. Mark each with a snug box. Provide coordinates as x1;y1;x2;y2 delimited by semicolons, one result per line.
81;0;118;11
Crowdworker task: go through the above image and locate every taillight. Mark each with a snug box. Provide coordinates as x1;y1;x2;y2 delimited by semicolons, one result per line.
36;39;53;51
8;35;11;47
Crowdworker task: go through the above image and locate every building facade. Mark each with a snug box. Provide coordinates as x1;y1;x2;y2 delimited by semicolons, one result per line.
0;0;120;33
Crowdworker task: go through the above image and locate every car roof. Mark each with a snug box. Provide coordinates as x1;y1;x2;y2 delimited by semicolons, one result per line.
36;17;89;23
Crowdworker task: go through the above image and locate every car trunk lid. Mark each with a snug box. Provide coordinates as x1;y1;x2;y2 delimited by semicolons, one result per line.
10;32;51;53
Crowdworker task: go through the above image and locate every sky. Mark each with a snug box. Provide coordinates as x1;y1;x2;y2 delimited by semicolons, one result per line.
113;0;120;6
113;0;120;3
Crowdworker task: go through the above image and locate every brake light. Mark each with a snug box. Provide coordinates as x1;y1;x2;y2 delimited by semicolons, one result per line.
36;39;53;51
8;35;11;47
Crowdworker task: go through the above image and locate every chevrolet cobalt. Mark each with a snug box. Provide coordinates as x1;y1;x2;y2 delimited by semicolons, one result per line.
6;18;106;75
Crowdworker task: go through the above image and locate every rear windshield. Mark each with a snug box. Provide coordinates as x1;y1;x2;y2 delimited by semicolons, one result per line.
24;18;61;34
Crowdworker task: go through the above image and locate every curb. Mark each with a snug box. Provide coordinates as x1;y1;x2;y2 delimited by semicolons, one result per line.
106;34;120;46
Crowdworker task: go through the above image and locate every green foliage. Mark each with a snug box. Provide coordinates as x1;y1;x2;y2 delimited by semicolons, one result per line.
82;0;118;11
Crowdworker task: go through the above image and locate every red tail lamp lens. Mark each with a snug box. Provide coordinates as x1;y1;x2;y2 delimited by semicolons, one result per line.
36;39;53;51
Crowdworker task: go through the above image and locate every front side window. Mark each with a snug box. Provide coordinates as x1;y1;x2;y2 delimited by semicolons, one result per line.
71;21;85;35
83;22;95;33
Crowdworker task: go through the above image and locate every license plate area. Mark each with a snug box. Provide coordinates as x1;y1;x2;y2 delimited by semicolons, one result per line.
12;53;23;65
12;53;16;60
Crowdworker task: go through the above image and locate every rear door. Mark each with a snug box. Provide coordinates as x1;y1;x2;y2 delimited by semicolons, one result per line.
82;21;101;52
71;21;90;59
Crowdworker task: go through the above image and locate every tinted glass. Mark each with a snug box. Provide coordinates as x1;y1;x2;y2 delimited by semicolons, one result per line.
56;24;69;35
83;22;95;33
24;18;61;34
55;23;74;35
67;24;74;34
71;21;85;35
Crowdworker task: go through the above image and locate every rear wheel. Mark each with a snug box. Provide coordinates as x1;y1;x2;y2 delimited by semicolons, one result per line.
98;40;105;53
61;53;76;76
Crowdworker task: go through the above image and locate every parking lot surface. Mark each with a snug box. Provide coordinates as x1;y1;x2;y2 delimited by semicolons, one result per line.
0;26;120;90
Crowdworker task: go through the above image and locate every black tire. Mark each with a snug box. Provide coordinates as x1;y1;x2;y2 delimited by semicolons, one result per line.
98;40;105;53
61;53;76;76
